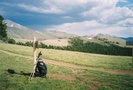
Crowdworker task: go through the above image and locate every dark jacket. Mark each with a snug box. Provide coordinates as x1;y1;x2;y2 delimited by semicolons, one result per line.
35;58;47;76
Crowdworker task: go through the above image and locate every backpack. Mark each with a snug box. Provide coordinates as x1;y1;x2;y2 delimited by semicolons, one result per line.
35;58;47;77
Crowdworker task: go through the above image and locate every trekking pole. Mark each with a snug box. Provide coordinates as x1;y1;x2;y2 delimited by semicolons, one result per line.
29;64;37;80
29;37;40;81
29;51;42;81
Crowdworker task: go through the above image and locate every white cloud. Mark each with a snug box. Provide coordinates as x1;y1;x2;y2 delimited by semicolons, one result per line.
43;0;90;6
0;2;12;6
46;0;118;6
117;18;133;27
45;20;101;35
45;20;133;37
81;1;133;24
1;0;133;37
0;2;64;14
119;0;128;3
126;3;133;10
18;3;64;14
100;7;133;23
36;0;133;37
62;16;72;19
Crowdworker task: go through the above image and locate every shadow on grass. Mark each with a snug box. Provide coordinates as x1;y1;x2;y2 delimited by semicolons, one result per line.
6;69;47;78
6;69;31;76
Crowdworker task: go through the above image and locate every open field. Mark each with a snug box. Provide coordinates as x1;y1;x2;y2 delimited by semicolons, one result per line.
0;50;133;90
14;38;69;46
40;39;69;46
0;42;133;89
0;43;132;70
14;38;32;43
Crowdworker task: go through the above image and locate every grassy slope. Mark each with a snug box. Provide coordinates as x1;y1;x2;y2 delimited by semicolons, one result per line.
0;43;132;70
40;39;69;46
0;51;133;90
7;25;76;40
14;38;69;46
14;38;32;43
14;35;128;47
7;27;46;40
83;36;126;47
98;36;126;46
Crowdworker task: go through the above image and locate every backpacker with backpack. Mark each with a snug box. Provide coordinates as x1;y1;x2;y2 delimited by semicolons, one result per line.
29;51;47;80
35;58;47;77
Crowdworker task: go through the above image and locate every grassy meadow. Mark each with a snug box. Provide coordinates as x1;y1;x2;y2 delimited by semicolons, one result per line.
14;38;69;46
0;43;132;70
0;42;133;90
40;39;69;46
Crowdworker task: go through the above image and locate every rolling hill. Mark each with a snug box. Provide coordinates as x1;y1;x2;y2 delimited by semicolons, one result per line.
5;20;76;40
4;20;132;47
82;34;131;47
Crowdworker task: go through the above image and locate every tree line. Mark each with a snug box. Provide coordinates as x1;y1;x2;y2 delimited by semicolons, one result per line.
14;37;132;56
67;37;132;56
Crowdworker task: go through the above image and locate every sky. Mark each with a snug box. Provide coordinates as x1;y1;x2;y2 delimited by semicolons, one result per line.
0;0;133;37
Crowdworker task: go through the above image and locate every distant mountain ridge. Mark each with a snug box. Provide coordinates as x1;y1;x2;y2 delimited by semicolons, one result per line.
4;20;76;40
4;20;133;43
84;33;133;41
96;34;133;41
121;37;133;41
5;20;29;30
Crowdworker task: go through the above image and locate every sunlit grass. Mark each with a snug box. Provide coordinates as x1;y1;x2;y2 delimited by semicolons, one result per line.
0;43;132;70
0;51;133;90
0;43;33;56
0;51;90;90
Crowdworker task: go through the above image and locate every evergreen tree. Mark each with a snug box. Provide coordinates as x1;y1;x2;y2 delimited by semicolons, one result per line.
68;37;84;51
0;15;7;38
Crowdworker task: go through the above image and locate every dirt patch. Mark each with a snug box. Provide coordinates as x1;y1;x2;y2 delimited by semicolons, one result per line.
0;49;133;76
47;73;76;81
89;84;98;90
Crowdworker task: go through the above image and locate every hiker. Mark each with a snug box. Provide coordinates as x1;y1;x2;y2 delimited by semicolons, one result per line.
35;58;47;77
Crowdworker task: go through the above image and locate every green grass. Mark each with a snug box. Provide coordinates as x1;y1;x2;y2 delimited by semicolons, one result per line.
0;51;89;90
0;51;133;90
0;43;132;70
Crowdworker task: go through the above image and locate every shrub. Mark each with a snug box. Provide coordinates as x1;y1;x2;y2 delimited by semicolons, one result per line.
8;38;15;44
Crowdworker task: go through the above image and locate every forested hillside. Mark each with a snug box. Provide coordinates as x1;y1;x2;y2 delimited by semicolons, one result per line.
67;37;132;56
16;37;132;56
